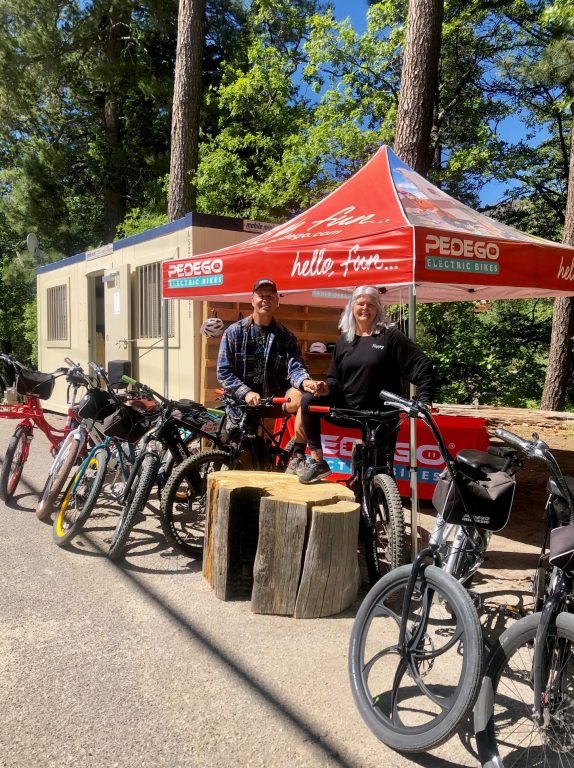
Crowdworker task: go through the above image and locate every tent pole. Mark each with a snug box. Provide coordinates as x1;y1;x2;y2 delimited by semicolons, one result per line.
408;285;418;559
162;299;169;398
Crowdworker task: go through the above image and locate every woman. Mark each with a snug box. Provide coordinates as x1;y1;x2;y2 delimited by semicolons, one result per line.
298;285;436;484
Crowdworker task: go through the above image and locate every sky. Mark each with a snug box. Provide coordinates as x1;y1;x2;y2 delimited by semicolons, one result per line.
330;0;368;29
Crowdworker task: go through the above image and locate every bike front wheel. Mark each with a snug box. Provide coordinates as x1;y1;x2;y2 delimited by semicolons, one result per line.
159;449;231;557
365;472;406;584
53;448;108;547
36;433;82;521
349;563;483;753
0;425;31;501
108;452;158;561
474;610;574;768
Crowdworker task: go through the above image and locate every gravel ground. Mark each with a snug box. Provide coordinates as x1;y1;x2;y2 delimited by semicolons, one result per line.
1;412;543;768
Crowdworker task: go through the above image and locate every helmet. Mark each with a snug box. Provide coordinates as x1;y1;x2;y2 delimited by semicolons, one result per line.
309;341;327;354
200;317;225;337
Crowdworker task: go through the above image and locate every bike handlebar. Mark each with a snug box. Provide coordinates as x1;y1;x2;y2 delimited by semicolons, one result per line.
379;389;427;418
215;388;290;407
495;428;535;455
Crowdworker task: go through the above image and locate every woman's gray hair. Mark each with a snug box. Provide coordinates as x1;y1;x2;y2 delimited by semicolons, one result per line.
339;286;387;343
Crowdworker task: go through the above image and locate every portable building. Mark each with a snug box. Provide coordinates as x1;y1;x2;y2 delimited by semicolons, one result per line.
36;213;288;412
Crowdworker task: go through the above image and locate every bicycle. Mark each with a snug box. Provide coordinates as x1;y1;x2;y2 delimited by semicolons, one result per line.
35;358;104;521
307;400;406;583
0;353;81;502
51;362;143;547
158;389;294;558
348;391;520;753
106;375;226;561
474;429;574;767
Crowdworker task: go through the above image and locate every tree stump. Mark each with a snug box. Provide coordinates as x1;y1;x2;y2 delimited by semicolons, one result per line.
202;471;360;618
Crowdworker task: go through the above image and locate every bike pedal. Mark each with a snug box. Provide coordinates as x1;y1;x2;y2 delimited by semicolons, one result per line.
468;590;482;611
502;604;523;619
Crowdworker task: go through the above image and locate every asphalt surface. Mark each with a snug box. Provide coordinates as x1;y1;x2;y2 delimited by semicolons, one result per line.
0;415;481;768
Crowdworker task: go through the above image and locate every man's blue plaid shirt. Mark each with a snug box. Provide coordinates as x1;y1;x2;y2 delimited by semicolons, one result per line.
217;316;310;400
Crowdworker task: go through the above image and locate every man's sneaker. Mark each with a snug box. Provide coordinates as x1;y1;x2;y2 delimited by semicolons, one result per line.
298;459;331;484
285;454;306;476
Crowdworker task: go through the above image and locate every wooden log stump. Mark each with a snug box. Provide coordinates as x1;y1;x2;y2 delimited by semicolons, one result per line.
202;471;360;618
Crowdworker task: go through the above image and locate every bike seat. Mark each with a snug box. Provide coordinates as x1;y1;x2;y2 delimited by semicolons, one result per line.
456;448;509;474
546;474;574;501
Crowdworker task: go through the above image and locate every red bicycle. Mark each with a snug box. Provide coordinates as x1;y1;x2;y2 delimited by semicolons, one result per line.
0;354;85;501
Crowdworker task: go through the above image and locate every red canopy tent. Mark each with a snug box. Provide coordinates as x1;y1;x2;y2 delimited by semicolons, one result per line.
162;145;574;553
163;145;574;305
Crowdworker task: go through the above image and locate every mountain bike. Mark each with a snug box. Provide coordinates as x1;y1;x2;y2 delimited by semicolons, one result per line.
0;353;71;501
474;429;574;767
106;376;226;561
348;391;521;753
158;389;294;558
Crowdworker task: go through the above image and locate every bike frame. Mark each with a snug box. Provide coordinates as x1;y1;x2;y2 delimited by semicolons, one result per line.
227;402;292;470
69;436;135;499
308;405;400;530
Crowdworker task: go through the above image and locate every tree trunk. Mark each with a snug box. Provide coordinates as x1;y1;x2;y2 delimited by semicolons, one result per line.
101;6;129;243
541;113;574;410
203;471;360;618
394;0;444;177
167;0;206;222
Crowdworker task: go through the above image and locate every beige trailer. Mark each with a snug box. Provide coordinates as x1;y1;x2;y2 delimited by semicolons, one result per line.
37;213;341;412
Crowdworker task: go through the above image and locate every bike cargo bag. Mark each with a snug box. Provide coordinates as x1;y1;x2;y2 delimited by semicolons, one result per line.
16;369;55;400
432;469;515;531
98;404;154;443
77;388;117;420
548;524;574;574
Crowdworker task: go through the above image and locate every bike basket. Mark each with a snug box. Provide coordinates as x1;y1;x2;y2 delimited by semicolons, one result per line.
16;369;55;400
77;388;117;420
432;469;516;531
98;403;154;443
549;524;574;574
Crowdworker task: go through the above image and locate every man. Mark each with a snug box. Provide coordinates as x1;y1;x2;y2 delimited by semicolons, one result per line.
216;278;322;474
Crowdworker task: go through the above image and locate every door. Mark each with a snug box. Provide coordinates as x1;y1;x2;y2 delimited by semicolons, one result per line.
103;264;131;368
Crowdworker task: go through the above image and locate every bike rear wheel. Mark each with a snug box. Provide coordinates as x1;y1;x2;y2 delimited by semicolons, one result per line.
108;452;158;561
349;563;483;753
0;425;30;500
53;448;108;547
159;449;231;556
474;610;574;768
365;473;406;584
36;433;82;521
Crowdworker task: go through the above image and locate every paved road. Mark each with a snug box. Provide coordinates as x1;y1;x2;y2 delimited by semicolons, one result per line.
0;416;479;768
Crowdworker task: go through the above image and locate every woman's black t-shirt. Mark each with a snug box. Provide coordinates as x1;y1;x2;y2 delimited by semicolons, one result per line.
326;327;435;409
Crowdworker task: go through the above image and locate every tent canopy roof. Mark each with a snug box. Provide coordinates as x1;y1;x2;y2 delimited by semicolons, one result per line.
163;146;574;306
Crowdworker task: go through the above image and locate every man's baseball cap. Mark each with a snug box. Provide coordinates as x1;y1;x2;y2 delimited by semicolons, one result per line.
309;341;327;353
253;278;278;294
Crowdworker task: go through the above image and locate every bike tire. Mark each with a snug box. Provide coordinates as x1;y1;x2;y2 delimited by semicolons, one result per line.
52;448;108;547
474;610;574;767
159;449;231;557
0;426;30;501
35;434;82;521
349;563;483;753
108;452;158;561
365;473;406;585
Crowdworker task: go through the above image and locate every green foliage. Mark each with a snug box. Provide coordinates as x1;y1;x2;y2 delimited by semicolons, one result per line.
416;299;554;406
0;252;37;363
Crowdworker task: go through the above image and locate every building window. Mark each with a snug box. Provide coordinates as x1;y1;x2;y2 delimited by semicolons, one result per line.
47;284;69;342
136;262;175;339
